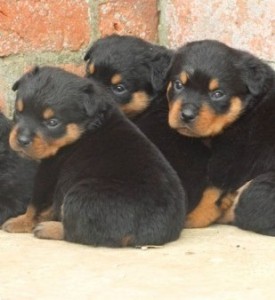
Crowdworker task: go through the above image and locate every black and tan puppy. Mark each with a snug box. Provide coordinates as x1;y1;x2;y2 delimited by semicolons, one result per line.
2;66;186;247
84;34;210;213
0;112;37;225
167;39;275;235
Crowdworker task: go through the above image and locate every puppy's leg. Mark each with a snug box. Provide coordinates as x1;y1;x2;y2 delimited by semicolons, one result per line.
2;205;37;233
62;181;134;247
229;173;275;236
185;187;234;228
2;205;54;233
34;221;64;240
218;181;251;224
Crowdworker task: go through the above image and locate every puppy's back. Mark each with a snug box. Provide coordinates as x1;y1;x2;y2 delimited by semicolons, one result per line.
59;111;186;246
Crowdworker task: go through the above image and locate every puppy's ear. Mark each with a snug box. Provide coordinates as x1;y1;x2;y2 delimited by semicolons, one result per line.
238;52;273;97
82;83;109;118
84;47;93;61
150;49;173;92
12;80;20;91
82;84;98;117
82;83;112;130
31;66;40;75
84;48;95;78
12;66;40;91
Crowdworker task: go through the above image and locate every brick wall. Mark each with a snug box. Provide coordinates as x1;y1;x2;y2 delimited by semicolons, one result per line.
0;0;274;116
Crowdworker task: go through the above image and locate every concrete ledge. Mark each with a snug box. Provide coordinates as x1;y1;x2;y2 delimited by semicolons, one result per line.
0;225;274;299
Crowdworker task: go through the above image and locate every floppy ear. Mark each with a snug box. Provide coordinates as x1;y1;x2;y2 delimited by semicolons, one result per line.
237;51;274;97
84;47;96;78
150;49;173;92
12;66;40;91
84;46;93;61
81;83;111;129
82;84;99;117
12;80;20;91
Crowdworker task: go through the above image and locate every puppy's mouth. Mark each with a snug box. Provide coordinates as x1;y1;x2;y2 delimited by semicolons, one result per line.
14;149;34;160
169;95;244;137
11;144;42;160
168;100;201;137
174;125;201;138
10;123;83;160
11;140;61;160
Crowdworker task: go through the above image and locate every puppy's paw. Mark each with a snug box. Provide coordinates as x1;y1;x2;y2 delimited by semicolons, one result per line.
219;193;236;211
2;215;34;233
33;221;64;240
184;213;217;228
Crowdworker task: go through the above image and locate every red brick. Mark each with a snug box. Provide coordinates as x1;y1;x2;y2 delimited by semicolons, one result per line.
24;64;85;77
99;0;158;42
164;0;274;60
0;0;91;56
58;64;86;77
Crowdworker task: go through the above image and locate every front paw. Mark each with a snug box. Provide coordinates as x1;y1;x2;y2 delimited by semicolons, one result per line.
219;193;236;211
33;221;64;240
184;213;217;228
2;215;34;233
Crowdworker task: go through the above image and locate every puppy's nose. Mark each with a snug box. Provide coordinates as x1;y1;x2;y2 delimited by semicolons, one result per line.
17;135;32;147
181;106;196;123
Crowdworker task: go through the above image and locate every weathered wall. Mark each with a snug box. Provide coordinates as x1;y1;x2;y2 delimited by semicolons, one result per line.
0;0;274;116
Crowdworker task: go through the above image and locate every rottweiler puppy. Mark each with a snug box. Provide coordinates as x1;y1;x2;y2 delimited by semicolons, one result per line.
84;34;210;213
0;111;37;225
167;39;275;235
2;66;186;247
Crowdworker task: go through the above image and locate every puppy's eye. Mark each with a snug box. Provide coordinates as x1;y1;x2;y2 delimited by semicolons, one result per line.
44;118;60;128
111;84;127;95
173;80;184;92
210;90;226;101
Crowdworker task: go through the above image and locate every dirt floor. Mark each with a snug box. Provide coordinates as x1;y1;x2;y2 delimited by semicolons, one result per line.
0;225;274;300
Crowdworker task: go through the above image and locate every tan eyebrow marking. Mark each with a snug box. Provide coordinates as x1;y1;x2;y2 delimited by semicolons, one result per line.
180;71;189;84
43;108;55;120
209;78;219;91
111;74;122;85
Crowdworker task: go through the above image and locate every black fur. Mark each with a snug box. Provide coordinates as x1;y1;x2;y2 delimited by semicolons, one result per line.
84;35;210;213
234;173;275;236
0;112;37;224
168;39;275;235
8;66;186;247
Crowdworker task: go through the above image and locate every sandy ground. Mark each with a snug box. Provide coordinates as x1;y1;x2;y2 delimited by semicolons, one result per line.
0;225;274;300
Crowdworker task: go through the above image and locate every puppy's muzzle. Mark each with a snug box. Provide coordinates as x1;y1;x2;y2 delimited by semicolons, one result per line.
16;128;33;147
17;135;32;147
180;104;198;123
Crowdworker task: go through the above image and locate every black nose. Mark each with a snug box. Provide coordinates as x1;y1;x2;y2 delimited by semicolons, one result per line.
181;107;196;123
17;135;32;147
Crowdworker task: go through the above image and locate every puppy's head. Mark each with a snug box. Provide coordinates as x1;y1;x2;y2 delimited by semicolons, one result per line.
10;66;111;160
167;40;274;137
84;34;172;118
